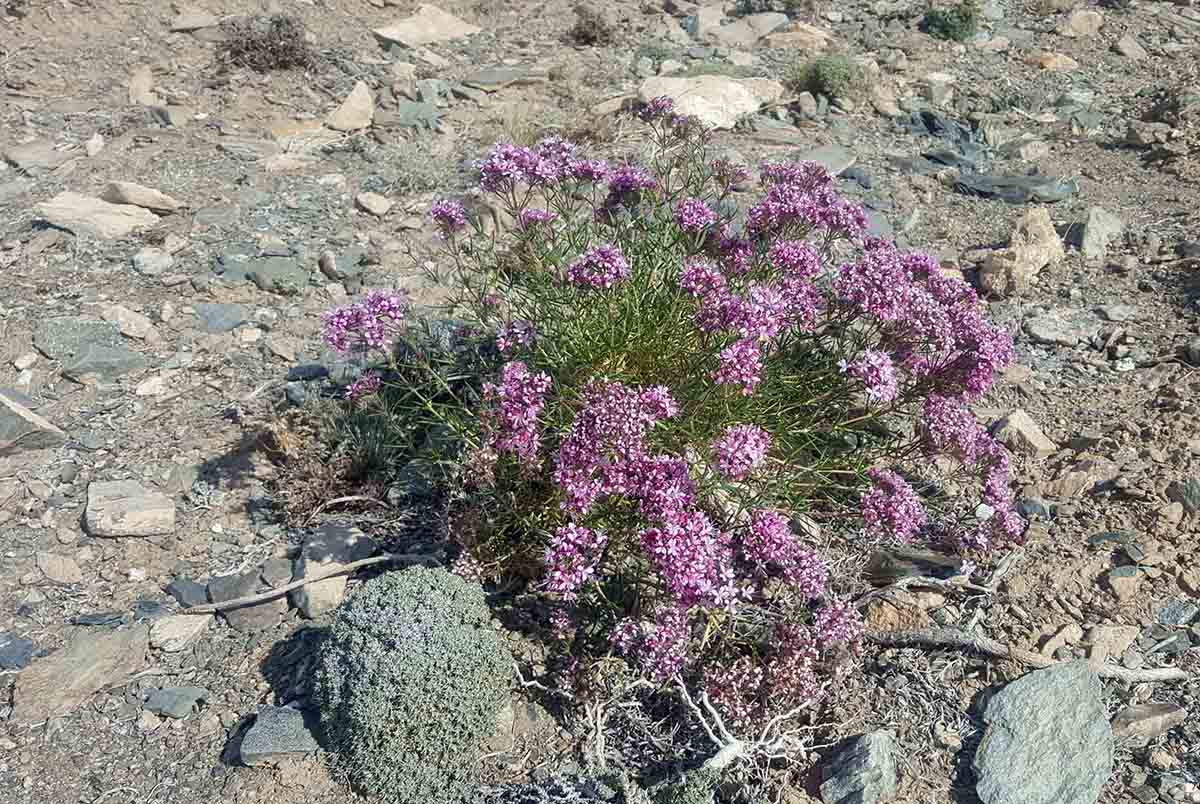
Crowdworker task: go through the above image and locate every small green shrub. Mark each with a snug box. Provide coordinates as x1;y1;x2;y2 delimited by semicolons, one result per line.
216;14;317;72
920;1;981;42
312;567;511;804
785;55;867;102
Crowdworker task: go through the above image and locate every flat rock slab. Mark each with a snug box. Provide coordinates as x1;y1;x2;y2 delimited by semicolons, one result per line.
973;661;1113;804
34;317;120;359
35;192;159;239
100;181;182;213
462;67;548;92
0;631;35;670
2;140;75;174
1024;313;1099;347
63;344;147;382
11;625;149;725
85;480;175;537
145;686;209;719
820;730;898;804
373;4;481;48
194;303;249;333
240;706;320;767
0;390;66;453
149;613;211;652
207;571;287;633
796;144;857;177
292;521;375;618
637;76;785;130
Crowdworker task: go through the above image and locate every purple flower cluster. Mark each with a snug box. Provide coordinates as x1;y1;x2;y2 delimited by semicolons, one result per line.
741;510;828;598
481;361;552;466
345;371;382;401
813;598;863;647
860;467;927;542
711;159;752;194
544;523;607;600
429;198;467;234
322;290;409;354
566;244;631;290
640;512;737;608
842;350;899;403
516;207;558;232
712;423;771;480
638;95;675;121
497;319;536;353
747;182;869;239
713;338;765;396
673;197;718;233
476;138;610;195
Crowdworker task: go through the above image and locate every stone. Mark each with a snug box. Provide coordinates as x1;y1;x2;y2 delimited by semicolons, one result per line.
325;81;375;132
1114;34;1147;60
979;207;1064;297
149;613;211;652
1084;625;1139;662
170;9;218;32
1106;567;1142;604
1028;52;1079;72
973;662;1112;804
356;192;393;216
373;5;480;48
195;303;249;334
1111;703;1187;746
1158;599;1199;627
35;192;159;239
763;20;834;51
711;12;788;48
242;258;307;295
10;625;149;725
207;572;286;633
292;521;375;618
132;247;174;276
0;632;35;670
796;144;856;177
1;140;74;175
260;558;294;588
1078;207;1125;263
85;480;175;537
145;686;209;719
864;598;931;632
636;76;785;130
377;100;441;130
462;67;547;92
239;706;321;767
100;304;155;340
63;345;147;382
1024;312;1098;347
1041;458;1118;498
1096;304;1135;323
1165;478;1200;514
36;552;83;584
100;181;181;213
0;391;66;454
1038;623;1083;657
1058;9;1103;38
35;318;115;359
994;409;1058;459
819;730;898;804
129;64;157;105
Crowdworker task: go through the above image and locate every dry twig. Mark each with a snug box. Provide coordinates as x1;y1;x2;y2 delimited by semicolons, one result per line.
867;628;1191;683
180;553;436;614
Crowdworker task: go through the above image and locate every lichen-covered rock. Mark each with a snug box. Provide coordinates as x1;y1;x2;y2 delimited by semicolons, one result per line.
312;567;511;804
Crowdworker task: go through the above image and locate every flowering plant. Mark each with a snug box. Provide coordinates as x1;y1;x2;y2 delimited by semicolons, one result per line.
320;99;1023;750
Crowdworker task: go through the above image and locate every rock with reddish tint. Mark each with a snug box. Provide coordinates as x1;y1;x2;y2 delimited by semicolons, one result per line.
1111;703;1187;746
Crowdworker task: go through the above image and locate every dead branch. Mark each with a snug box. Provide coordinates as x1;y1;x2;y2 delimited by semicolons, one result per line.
867;627;1190;684
180;552;438;614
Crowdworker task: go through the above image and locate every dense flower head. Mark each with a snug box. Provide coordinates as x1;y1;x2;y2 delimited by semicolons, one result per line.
640;510;737;608
345;371;382;401
768;239;822;280
428;198;468;234
554;380;679;515
322;290;409;354
714;228;755;276
835;242;916;322
475;137;584;194
481;361;552;466
711;158;752;193
760;160;834;190
860;467;927;542
746;182;869;239
842;349;899;403
920;394;991;465
638;95;675;121
678;257;727;299
516;207;558;232
713;338;765;395
606;165;659;199
566;243;631;290
497;319;536;353
640;606;691;682
813;598;863;649
567;158;611;182
712;424;771;481
544;524;608;600
673;197;718;233
631;454;696;522
742;509;828;599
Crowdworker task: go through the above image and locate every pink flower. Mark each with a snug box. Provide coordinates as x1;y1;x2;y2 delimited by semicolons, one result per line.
860;467;927;542
429;199;468;234
673;197;718;233
712;424;771;481
322;291;409;354
842;349;899;403
345;371;382;401
742;510;828;599
638;95;675;121
516;207;558;232
566;244;631;290
497;320;536;353
481;361;552;466
544;523;608;600
713;338;764;395
814;598;863;649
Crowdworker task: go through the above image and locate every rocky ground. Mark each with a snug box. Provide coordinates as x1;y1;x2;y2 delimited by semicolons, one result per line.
1;0;1198;803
